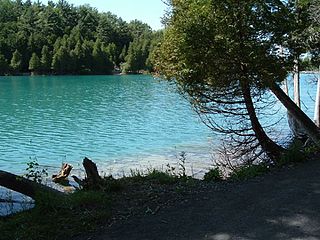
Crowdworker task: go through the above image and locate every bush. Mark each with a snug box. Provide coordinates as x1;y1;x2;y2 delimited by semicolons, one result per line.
203;168;223;182
229;164;269;181
145;170;177;184
278;140;307;166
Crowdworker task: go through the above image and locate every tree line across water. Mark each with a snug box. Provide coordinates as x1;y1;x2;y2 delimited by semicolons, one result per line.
0;0;162;75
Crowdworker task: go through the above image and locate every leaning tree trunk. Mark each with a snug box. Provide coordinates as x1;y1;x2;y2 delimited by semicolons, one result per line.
241;81;284;161
293;56;301;108
270;82;320;145
314;76;320;127
0;170;63;199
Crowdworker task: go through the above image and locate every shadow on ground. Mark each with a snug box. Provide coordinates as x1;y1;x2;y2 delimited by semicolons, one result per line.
75;160;320;240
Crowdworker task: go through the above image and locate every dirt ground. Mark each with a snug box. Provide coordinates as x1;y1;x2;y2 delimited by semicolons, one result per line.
75;159;320;240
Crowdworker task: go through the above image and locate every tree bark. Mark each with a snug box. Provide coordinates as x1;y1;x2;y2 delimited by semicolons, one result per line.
52;163;73;183
270;82;320;145
83;157;101;187
0;170;63;199
293;56;301;108
241;81;284;161
314;77;320;127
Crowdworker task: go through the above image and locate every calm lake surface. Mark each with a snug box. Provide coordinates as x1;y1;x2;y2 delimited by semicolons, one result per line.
0;75;214;175
0;74;318;176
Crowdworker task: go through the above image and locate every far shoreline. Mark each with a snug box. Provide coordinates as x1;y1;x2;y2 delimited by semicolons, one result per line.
1;70;318;77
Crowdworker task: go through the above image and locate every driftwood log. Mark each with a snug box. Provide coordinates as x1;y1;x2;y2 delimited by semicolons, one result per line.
0;170;63;199
0;157;102;199
52;163;73;183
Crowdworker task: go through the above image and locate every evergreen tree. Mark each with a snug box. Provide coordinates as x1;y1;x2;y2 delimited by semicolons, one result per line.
40;46;52;73
52;46;69;74
29;52;41;72
10;50;22;72
92;39;114;74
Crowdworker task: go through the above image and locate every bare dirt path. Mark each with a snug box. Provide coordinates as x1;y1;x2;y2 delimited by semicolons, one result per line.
76;159;320;240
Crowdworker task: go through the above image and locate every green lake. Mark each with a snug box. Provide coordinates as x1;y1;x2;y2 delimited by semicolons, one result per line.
0;74;318;176
0;75;214;176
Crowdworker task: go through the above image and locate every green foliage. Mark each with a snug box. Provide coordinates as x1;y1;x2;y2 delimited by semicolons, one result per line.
0;53;9;74
10;49;22;72
278;140;307;166
0;190;111;240
40;46;51;72
145;169;177;184
203;168;223;182
51;45;69;73
24;158;48;184
229;164;270;181
0;0;161;75
126;168;178;185
28;52;41;72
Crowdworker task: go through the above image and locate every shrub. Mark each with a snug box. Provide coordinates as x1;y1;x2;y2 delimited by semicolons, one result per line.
229;164;269;181
203;168;223;182
278;140;307;166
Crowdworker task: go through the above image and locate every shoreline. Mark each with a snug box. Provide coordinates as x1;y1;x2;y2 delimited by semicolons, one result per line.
0;71;318;77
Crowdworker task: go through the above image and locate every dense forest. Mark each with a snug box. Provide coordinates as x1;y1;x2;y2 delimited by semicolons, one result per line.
0;0;162;75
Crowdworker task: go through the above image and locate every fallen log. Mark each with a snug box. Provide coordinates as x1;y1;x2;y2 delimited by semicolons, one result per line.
0;170;63;199
0;158;102;198
52;163;73;183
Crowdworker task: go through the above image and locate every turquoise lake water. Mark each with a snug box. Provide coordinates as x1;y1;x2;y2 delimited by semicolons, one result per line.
0;74;318;175
0;75;214;175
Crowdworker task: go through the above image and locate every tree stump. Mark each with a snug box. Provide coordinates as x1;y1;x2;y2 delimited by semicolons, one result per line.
82;157;101;188
52;163;73;183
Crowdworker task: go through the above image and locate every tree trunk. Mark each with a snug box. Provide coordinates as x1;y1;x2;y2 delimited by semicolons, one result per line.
52;163;73;183
283;78;289;96
241;81;284;161
293;56;301;108
82;158;101;186
0;170;63;199
270;82;320;145
314;77;320;127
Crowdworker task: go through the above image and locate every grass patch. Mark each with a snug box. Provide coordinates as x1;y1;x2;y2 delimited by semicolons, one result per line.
229;164;270;181
124;169;178;185
0;190;111;240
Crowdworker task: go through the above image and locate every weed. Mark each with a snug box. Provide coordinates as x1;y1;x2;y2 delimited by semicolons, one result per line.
203;168;223;182
0;190;111;240
145;169;177;184
25;157;48;184
178;151;187;178
229;164;269;181
278;140;307;166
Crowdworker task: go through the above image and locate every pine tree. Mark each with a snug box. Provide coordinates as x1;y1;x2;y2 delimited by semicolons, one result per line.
10;50;22;72
52;46;69;74
40;46;52;73
29;53;41;73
